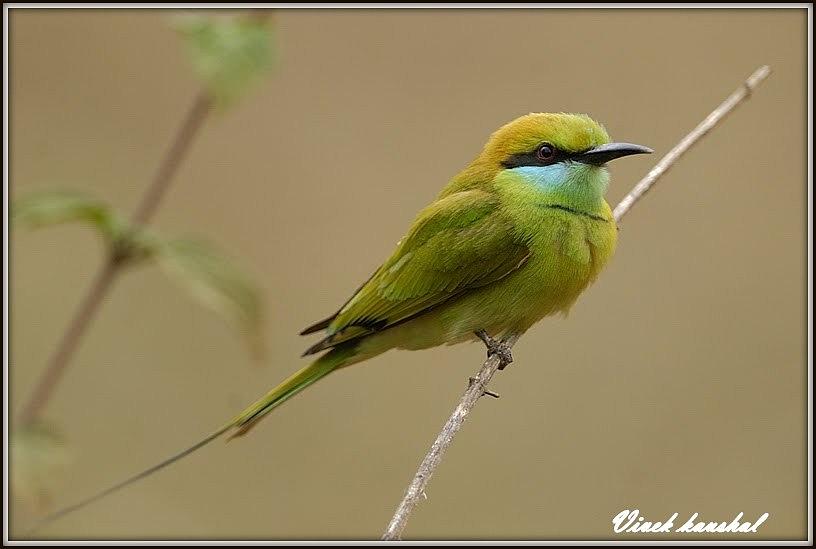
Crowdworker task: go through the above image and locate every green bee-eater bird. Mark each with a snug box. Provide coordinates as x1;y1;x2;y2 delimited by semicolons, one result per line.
38;112;651;526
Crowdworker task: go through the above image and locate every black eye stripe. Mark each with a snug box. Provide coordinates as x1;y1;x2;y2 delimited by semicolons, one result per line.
501;143;576;169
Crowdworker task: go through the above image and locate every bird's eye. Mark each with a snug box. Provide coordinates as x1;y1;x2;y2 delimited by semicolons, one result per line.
536;143;556;161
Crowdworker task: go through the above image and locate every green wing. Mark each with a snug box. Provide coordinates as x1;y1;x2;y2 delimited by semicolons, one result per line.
302;189;530;355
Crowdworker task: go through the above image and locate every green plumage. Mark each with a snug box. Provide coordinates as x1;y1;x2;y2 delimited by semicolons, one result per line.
231;112;642;435
37;113;652;527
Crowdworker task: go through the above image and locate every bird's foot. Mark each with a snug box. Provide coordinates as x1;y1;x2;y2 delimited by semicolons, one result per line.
475;329;514;370
468;376;500;399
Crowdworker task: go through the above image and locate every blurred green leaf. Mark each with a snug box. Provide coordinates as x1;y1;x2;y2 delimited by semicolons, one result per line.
174;13;274;107
11;422;72;513
154;238;265;358
13;190;266;358
12;190;160;266
12;190;126;241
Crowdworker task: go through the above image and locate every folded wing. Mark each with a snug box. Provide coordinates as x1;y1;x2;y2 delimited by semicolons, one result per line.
302;189;530;355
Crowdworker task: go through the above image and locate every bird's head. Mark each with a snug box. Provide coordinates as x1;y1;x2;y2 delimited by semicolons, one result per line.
450;113;651;212
486;112;652;170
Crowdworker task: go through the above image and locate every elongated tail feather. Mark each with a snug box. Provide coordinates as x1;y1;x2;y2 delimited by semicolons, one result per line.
30;345;357;532
29;423;233;533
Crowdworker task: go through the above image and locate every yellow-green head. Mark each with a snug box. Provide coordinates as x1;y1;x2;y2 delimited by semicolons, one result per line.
484;112;612;162
446;113;651;213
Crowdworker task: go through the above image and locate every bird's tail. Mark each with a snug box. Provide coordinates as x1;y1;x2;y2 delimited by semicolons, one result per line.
29;345;357;533
229;344;356;437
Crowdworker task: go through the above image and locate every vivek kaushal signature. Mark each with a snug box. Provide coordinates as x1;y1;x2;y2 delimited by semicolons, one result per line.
613;509;770;534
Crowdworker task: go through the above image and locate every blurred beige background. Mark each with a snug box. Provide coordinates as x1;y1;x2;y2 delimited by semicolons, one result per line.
9;8;807;541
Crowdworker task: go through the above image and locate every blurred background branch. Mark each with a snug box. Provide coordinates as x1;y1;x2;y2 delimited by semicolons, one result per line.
10;12;274;516
382;65;772;541
15;11;273;428
16;91;212;426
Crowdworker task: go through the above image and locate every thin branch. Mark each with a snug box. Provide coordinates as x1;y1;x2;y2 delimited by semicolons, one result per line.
16;91;213;426
381;64;772;541
16;260;119;426
130;91;212;226
612;65;771;221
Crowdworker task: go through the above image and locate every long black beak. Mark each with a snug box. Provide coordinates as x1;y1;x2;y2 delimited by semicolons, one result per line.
575;142;653;166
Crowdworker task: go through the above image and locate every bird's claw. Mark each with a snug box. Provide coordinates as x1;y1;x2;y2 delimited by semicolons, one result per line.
475;330;514;370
